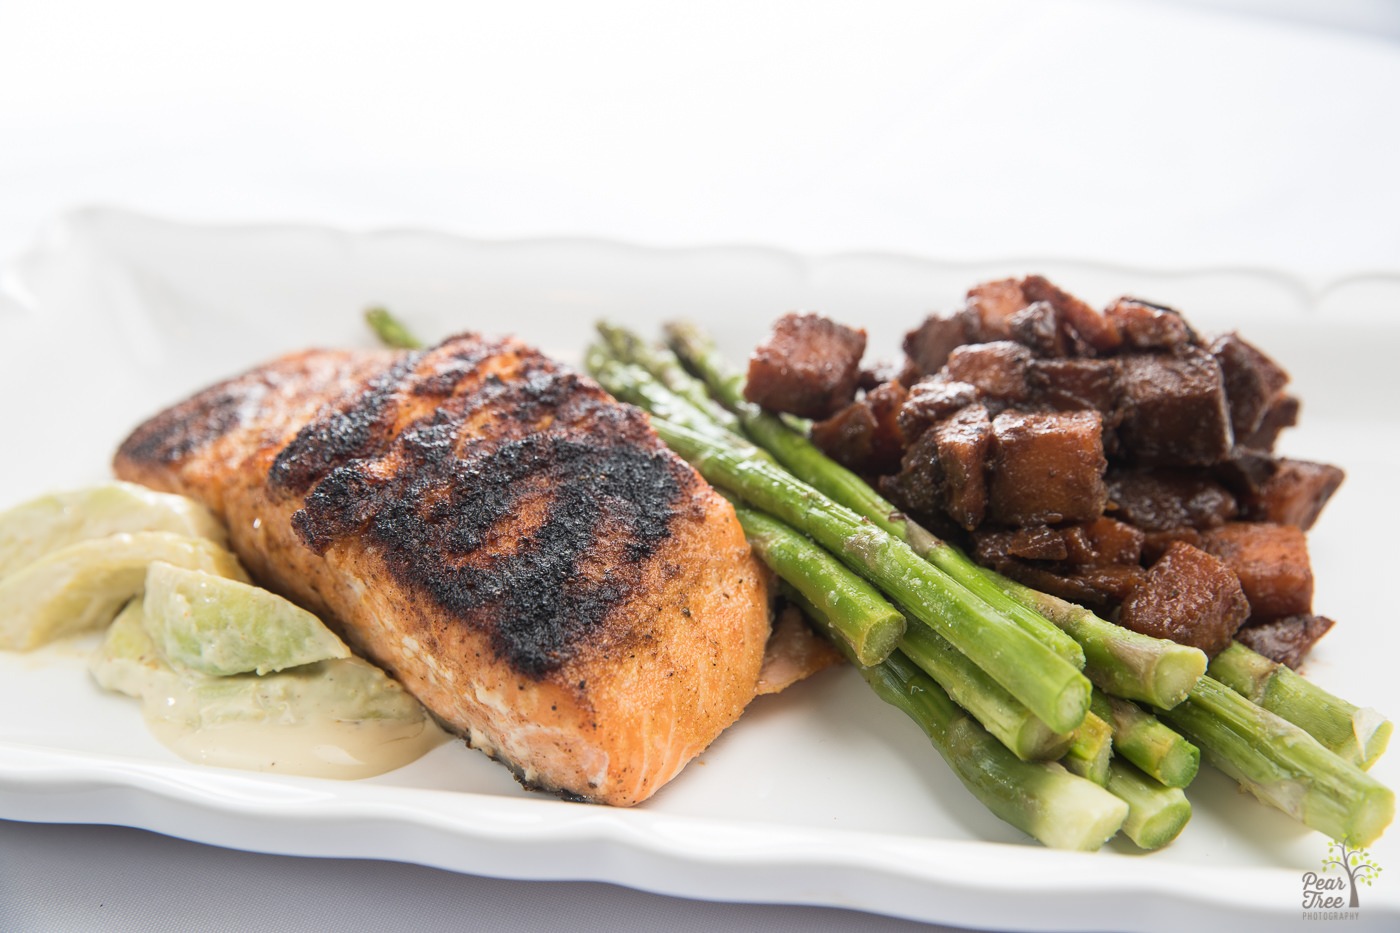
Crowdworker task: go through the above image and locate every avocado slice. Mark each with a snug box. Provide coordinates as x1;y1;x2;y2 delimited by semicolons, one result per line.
0;531;248;651
141;561;350;676
0;482;227;583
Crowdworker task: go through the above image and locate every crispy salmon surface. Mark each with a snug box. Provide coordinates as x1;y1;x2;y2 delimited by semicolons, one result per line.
114;334;772;806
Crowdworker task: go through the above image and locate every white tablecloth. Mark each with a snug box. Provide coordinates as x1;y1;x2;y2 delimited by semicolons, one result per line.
2;2;1397;930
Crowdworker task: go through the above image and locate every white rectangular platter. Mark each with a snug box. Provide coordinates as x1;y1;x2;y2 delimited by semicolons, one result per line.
1;208;1397;931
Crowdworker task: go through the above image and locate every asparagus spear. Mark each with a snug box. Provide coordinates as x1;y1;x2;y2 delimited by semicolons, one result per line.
1209;641;1393;771
1063;711;1114;786
996;576;1205;711
867;652;1127;851
648;415;1092;735
738;496;1067;759
731;502;905;667
897;618;1073;762
364;307;423;349
1105;759;1192;850
662;319;1207;708
587;350;741;447
790;589;1127;850
595;322;742;433
1158;676;1395;846
1091;688;1199;789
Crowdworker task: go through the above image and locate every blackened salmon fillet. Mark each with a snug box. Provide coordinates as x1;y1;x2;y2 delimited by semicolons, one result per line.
113;333;772;806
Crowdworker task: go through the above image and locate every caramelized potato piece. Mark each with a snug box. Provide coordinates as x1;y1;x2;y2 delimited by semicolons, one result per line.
903;313;973;376
1118;542;1249;657
745;313;867;419
1116;347;1234;467
897;375;980;444
964;278;1029;341
933;404;994;531
1201;522;1313;621
988;410;1107;526
1104;298;1194;350
1210;333;1290;440
1006;301;1070;357
1242;458;1345;530
1106;468;1238;532
1234;614;1335;670
1029;358;1121;416
945;341;1034;402
810;380;908;476
1021;275;1121;352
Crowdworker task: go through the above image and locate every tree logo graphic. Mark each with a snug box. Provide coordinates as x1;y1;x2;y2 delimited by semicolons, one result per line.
1301;839;1383;910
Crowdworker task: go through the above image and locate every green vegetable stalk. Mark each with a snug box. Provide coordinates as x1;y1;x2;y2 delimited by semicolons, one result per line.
1209;641;1392;770
1159;676;1395;847
791;589;1126;851
1091;688;1199;789
364;307;423;349
1105;759;1192;850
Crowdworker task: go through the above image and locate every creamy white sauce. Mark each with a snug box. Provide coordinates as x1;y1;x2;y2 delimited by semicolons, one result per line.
93;606;450;780
145;708;447;779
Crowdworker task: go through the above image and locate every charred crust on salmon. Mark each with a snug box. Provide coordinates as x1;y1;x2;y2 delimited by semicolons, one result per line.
299;430;693;678
245;336;700;679
118;380;266;466
269;350;428;495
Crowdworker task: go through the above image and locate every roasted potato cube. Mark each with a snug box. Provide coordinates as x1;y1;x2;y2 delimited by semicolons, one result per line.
903;313;973;377
972;525;1069;563
1106;468;1238;532
1234;614;1335;670
988;410;1107;526
1118;542;1250;657
964;278;1028;341
934;404;994;531
1116;347;1234;466
811;380;908;476
1201;522;1314;621
896;375;981;444
1006;301;1070;357
1242;458;1344;530
1210;333;1290;440
1021;275;1122;352
1237;394;1300;451
1105;298;1195;349
946;341;1033;402
1076;516;1146;566
1029;357;1121;416
745;313;867;419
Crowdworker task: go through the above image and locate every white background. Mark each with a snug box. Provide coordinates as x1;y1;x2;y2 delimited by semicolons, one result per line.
1;2;1398;931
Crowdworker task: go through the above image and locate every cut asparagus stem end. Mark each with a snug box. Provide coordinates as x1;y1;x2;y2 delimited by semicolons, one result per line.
1106;759;1192;850
1209;641;1394;771
863;653;1127;851
899;620;1072;762
1092;688;1199;789
1160;677;1395;847
997;575;1205;710
1063;711;1114;786
732;501;906;667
